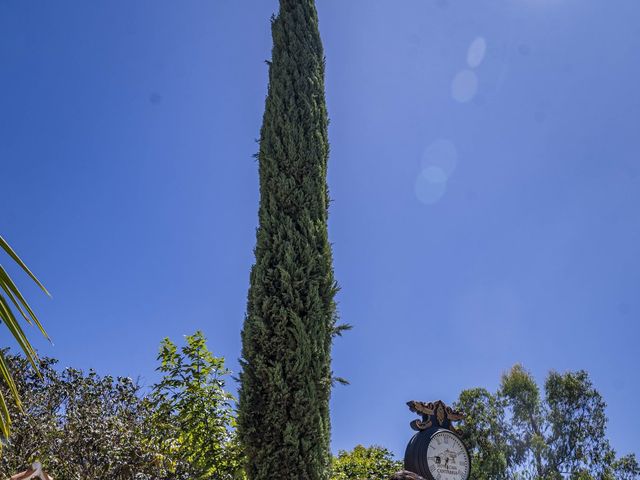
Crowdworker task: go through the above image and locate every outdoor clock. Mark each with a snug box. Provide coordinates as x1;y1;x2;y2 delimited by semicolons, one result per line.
404;400;471;480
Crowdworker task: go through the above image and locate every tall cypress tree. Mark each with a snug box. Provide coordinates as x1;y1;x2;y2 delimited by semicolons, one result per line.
238;1;337;479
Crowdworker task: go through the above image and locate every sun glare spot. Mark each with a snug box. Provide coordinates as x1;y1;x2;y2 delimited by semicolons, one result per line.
415;166;447;205
451;70;478;103
421;139;458;177
467;37;487;68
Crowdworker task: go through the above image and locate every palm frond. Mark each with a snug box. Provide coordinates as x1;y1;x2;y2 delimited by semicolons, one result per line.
0;235;50;296
0;234;50;439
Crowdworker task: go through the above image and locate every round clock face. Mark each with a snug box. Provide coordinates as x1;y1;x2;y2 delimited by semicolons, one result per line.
426;430;470;480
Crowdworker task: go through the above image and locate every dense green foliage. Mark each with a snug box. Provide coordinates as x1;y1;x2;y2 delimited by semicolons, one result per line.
149;331;244;479
331;445;403;480
238;1;339;479
455;364;639;480
0;332;241;479
0;235;50;439
0;353;160;479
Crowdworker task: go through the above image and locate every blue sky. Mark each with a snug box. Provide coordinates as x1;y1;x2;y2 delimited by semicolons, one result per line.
1;0;639;459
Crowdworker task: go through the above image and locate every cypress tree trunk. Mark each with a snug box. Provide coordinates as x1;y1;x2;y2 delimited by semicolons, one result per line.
238;1;337;479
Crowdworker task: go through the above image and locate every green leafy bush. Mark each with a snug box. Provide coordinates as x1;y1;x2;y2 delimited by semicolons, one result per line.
0;331;243;480
332;445;402;480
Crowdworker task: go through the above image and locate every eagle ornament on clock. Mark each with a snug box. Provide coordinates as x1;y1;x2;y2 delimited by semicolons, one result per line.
403;400;471;480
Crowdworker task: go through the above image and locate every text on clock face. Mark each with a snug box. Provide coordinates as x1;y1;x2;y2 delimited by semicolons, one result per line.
427;431;469;480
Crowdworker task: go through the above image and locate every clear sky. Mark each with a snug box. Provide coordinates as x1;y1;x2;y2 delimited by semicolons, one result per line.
1;0;638;460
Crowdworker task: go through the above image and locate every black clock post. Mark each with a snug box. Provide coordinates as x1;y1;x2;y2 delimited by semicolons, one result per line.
403;400;471;480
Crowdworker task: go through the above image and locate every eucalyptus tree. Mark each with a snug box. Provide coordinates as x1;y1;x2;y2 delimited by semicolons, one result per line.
456;365;639;480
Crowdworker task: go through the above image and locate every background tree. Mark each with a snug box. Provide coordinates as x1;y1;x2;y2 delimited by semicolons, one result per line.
456;388;510;480
0;235;50;439
0;352;163;479
149;331;243;480
612;456;640;480
455;364;639;480
238;1;339;479
331;445;402;480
